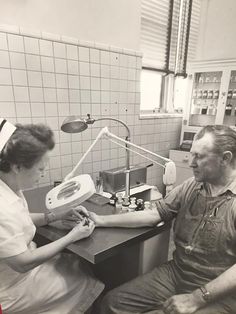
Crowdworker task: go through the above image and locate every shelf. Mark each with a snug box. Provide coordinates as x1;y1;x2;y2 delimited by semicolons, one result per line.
190;113;216;117
192;98;219;100
194;81;221;84
184;61;236;132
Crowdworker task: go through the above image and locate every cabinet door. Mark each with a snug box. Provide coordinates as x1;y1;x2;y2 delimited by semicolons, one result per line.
181;61;236;149
189;71;222;127
223;70;236;126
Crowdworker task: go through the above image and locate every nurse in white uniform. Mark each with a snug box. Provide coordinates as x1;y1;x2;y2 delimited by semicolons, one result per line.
0;119;104;314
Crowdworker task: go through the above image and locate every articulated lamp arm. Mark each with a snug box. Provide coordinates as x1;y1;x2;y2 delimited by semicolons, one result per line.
64;127;108;181
103;128;176;190
64;126;176;191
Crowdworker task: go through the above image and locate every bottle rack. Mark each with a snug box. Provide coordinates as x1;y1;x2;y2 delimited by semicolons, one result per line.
223;70;236;125
181;59;236;141
191;71;222;116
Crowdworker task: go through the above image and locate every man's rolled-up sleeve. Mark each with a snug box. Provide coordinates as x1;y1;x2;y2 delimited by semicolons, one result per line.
155;184;183;222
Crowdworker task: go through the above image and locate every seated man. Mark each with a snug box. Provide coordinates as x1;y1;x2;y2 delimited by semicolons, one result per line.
90;125;236;314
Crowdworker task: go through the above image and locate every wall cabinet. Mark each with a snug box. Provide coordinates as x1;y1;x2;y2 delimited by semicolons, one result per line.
181;59;236;144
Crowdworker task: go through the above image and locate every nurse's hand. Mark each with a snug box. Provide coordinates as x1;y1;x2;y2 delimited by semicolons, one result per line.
48;206;90;230
49;219;78;230
57;205;89;221
71;205;89;219
67;218;95;242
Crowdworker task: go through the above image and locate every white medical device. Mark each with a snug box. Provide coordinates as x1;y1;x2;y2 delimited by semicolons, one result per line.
45;128;106;211
45;125;176;211
45;174;95;211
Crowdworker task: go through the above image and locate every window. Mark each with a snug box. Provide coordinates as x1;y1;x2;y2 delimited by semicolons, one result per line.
173;76;188;113
140;0;201;116
140;70;163;112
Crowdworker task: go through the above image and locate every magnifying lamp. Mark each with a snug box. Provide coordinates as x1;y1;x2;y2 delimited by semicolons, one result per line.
60;115;177;192
45;116;176;212
61;114;131;198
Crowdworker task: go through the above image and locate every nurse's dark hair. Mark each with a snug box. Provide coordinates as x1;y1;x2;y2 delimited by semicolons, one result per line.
195;125;236;159
0;123;55;173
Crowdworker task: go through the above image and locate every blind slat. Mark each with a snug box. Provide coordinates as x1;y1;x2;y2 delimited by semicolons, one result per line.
141;0;201;75
141;0;171;70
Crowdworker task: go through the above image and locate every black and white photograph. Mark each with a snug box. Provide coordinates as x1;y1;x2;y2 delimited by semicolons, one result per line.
0;1;236;313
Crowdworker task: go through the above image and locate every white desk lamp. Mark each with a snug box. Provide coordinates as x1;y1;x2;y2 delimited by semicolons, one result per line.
61;114;131;198
45;115;176;211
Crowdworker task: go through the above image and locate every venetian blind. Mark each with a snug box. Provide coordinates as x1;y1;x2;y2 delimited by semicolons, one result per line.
187;0;201;62
141;0;172;70
141;0;201;75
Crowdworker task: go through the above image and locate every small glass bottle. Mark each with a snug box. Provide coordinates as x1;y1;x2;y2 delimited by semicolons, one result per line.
205;75;210;83
213;90;219;99
207;90;213;99
130;197;136;204
122;196;130;213
136;199;144;211
197;89;202;99
202;90;208;99
123;196;129;204
109;193;117;206
225;103;232;116
116;192;123;204
116;192;123;200
144;201;151;210
201;104;208;115
198;74;204;84
228;89;233;99
193;102;201;114
207;103;214;115
129;197;137;212
151;202;157;211
232;89;236;99
115;199;123;214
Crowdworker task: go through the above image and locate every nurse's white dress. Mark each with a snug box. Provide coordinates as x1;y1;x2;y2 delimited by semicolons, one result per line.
0;179;104;314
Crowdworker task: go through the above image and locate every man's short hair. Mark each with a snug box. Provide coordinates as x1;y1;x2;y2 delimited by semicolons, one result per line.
195;125;236;160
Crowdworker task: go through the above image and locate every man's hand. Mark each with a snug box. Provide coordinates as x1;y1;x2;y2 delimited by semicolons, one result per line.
88;211;104;227
163;292;205;314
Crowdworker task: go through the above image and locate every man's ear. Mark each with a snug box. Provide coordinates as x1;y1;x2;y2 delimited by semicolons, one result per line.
11;164;20;174
222;151;233;165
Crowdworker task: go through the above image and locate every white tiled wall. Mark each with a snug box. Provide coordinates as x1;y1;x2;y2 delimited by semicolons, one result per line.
0;26;182;193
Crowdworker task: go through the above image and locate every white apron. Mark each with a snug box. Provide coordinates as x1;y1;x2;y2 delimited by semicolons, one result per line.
0;180;104;314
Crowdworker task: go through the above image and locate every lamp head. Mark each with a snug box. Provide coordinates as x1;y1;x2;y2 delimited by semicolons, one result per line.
61;114;95;133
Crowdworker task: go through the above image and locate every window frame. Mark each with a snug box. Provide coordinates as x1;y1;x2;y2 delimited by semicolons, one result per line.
139;0;198;119
140;69;184;119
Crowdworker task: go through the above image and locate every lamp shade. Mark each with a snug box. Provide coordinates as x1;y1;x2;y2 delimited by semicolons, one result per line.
61;116;88;133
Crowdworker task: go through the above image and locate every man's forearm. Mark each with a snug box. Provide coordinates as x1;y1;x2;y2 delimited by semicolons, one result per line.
195;264;236;303
97;210;161;228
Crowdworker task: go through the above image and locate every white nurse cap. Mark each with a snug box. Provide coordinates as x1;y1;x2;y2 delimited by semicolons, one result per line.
0;118;16;152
